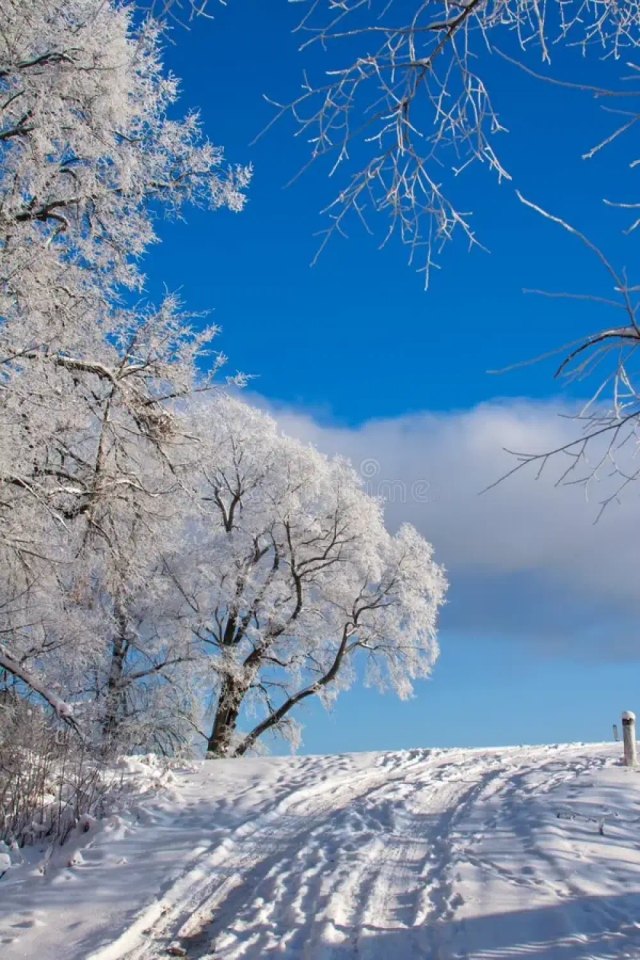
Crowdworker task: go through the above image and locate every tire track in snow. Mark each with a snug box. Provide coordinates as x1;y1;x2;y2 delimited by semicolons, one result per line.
93;753;422;960
195;754;457;958
206;751;511;959
83;755;355;960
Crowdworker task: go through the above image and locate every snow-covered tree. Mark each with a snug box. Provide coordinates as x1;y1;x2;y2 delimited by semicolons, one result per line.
0;0;248;532
0;0;249;735
169;395;446;757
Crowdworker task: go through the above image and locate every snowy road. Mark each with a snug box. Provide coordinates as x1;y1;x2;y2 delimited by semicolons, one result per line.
2;743;640;959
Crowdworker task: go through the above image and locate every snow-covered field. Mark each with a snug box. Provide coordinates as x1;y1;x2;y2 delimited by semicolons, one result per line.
2;743;640;959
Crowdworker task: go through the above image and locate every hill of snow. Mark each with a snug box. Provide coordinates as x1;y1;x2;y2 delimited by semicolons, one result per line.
1;743;640;959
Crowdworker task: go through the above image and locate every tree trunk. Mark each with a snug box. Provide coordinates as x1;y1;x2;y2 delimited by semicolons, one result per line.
102;648;125;744
102;606;129;746
207;675;245;757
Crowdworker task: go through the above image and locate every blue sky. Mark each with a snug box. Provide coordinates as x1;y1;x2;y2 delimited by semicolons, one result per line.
145;2;640;754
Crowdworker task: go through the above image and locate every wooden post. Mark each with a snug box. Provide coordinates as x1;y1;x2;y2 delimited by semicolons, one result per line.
613;724;619;742
622;711;637;767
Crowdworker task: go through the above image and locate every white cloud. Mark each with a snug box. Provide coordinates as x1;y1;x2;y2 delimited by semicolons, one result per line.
244;393;640;659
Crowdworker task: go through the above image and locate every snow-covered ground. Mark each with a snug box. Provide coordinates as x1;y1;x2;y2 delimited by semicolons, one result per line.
2;743;640;959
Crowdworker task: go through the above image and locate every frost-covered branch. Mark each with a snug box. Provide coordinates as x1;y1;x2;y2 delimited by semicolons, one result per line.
488;195;640;516
0;644;79;731
259;0;640;284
